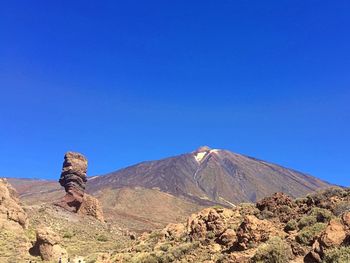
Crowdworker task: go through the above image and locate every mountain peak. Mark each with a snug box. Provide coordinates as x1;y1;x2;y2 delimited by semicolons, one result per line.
88;147;332;206
195;146;212;152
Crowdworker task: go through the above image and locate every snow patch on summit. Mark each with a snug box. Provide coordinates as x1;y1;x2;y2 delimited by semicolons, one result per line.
194;151;208;162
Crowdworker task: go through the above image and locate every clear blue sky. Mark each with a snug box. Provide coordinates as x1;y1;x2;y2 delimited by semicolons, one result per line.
1;1;349;185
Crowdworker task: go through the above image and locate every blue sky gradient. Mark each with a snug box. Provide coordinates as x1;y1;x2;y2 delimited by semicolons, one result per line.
1;1;349;185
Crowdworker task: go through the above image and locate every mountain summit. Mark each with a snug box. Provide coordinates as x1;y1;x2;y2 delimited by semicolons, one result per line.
88;147;331;206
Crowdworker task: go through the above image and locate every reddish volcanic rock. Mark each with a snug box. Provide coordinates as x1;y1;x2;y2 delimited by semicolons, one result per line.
236;215;285;250
256;192;296;222
55;152;104;221
319;219;346;248
78;193;104;222
56;152;88;212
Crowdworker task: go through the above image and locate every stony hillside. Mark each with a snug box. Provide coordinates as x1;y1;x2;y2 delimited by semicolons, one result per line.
3;176;350;262
110;187;350;263
0;176;132;263
89;146;332;205
0;178;31;262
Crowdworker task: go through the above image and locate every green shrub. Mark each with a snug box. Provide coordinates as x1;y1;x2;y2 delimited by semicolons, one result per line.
206;231;215;239
307;188;347;209
296;223;326;245
63;231;74;239
240;203;260;216
134;244;150;253
251;237;291;263
298;216;317;230
259;209;274;220
131;253;159;263
38;206;46;213
323;246;350;263
96;235;108;242
85;254;98;263
284;219;298;232
149;231;163;240
295;197;307;205
159;243;171;252
171;242;199;260
333;201;350;216
310;207;334;223
279;205;292;213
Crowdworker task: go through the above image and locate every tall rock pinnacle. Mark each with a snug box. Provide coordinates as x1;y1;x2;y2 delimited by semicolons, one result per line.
55;152;104;221
57;152;88;212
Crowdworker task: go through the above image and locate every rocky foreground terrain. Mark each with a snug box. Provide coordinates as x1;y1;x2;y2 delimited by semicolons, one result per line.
2;175;350;262
108;187;350;263
1;150;345;262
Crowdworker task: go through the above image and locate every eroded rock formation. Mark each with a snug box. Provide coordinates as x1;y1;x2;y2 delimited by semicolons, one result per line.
29;227;68;261
0;178;28;229
78;193;104;222
57;152;88;212
0;179;32;262
55;152;104;221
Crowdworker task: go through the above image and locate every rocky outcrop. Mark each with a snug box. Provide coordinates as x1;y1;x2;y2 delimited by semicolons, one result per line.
186;207;240;239
319;219;346;248
256;192;297;222
30;227;68;261
78;193;104;222
236;215;285;250
56;152;88;212
55;152;104;221
307;217;348;262
161;223;186;240
0;179;32;262
218;228;237;247
0;178;28;229
111;188;350;263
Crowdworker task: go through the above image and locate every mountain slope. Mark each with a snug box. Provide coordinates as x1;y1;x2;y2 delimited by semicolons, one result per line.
88;146;331;205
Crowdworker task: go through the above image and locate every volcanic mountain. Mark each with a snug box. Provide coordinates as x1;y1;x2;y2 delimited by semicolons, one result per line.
87;146;331;206
8;146;332;231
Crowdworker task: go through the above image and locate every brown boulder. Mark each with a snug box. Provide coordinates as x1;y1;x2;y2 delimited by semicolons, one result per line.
304;251;322;263
304;240;323;263
0;178;28;229
161;223;186;240
256;192;296;222
341;211;350;227
319;219;346;248
30;227;68;261
186;207;239;239
78;194;104;222
236;215;284;250
218;228;237;247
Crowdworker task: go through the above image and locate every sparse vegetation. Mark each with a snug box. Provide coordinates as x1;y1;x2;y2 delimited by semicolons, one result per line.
252;237;291;263
309;207;334;222
298;215;317;229
239;203;260;216
296;223;327;245
63;231;74;239
333;201;350;216
4;177;350;263
96;234;108;242
284;219;298;232
323;247;350;263
259;209;274;219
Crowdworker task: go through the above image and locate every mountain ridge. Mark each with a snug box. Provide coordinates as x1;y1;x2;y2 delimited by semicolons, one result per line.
87;146;332;206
